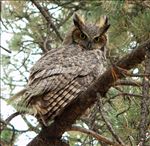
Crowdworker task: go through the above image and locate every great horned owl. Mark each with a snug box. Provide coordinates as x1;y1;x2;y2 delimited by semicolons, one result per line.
13;13;110;125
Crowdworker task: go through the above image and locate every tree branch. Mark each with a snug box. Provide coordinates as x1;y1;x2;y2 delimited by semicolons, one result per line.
31;0;63;42
96;98;126;145
114;80;142;87
0;112;20;132
27;39;150;146
138;47;150;145
67;126;125;146
0;45;12;53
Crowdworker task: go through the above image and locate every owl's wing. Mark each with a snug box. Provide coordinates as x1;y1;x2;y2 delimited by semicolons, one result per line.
26;72;82;124
20;46;104;125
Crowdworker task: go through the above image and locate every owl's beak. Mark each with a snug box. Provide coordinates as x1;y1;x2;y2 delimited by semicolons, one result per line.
87;41;92;49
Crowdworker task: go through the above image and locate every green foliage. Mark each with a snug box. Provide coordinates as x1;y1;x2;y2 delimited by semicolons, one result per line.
1;128;13;143
1;54;11;66
129;9;150;41
9;33;23;51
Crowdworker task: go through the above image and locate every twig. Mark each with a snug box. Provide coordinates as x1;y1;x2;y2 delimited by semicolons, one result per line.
126;73;150;78
22;115;40;133
110;92;143;99
114;80;143;87
116;98;131;118
0;45;12;53
5;112;20;123
0;112;20;132
67;126;125;146
97;98;126;146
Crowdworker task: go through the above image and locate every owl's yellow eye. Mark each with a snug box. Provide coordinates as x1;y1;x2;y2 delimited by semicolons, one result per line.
80;33;87;40
94;37;100;43
94;36;106;43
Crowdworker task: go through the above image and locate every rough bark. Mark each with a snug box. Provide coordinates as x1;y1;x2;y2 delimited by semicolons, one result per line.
27;39;150;146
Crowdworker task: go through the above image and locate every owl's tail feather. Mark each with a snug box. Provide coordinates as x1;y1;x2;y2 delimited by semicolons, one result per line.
7;89;34;114
7;88;27;104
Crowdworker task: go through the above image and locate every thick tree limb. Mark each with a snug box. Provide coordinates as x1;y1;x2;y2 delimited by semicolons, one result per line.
27;39;150;146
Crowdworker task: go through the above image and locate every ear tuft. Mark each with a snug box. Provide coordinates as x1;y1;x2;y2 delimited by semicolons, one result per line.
98;15;110;34
73;13;84;29
99;15;109;28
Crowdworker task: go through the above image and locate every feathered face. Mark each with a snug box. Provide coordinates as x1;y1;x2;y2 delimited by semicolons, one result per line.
71;13;110;51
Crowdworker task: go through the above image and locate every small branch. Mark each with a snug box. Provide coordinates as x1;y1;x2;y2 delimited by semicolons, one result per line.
116;99;131;118
22;115;40;133
127;73;150;78
110;92;143;99
5;112;20;124
0;45;12;53
31;0;63;42
67;126;125;146
114;80;142;87
97;99;126;146
0;112;20;132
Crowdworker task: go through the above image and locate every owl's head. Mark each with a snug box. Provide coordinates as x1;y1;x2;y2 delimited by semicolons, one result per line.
63;13;110;52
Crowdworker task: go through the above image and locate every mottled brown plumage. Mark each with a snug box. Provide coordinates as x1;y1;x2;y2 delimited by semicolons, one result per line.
17;13;110;125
